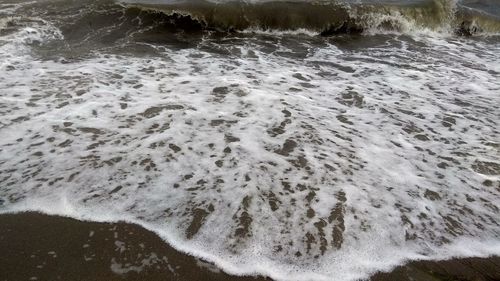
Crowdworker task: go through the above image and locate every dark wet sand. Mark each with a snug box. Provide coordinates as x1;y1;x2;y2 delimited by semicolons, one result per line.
0;212;499;281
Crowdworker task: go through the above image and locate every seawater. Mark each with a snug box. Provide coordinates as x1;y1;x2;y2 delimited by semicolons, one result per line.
0;0;499;280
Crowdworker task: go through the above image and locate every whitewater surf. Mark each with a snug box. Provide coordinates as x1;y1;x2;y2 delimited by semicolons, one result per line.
0;0;499;280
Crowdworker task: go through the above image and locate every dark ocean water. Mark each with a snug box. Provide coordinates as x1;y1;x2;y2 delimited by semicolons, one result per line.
0;0;499;280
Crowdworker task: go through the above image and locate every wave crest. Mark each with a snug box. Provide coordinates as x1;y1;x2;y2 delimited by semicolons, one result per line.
123;0;500;36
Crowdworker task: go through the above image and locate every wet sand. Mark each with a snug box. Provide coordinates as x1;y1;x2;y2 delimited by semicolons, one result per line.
0;212;499;281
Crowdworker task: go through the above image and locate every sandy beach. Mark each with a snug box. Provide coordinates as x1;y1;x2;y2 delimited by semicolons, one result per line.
1;212;499;281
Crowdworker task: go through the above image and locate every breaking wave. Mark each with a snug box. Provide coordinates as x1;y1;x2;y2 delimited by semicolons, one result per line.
120;0;500;35
1;1;499;281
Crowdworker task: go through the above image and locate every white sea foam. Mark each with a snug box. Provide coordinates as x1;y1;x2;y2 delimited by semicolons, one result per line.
0;2;499;280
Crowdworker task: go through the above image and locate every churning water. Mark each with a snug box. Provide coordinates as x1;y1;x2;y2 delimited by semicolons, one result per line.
0;0;499;280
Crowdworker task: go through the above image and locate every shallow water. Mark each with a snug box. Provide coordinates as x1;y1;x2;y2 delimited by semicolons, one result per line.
0;0;499;280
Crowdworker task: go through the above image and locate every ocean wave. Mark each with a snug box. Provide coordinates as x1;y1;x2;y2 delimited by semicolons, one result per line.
3;0;499;47
120;0;500;35
1;1;499;281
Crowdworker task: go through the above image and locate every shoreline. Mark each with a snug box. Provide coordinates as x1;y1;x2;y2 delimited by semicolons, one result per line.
0;212;498;281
